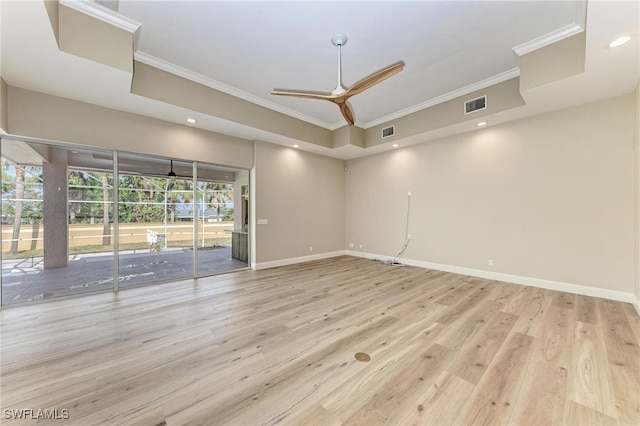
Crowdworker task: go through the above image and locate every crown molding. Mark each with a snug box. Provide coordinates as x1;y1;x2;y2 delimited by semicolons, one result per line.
363;67;521;129
513;0;587;57
134;52;334;130
134;52;522;133
512;23;584;56
59;0;141;33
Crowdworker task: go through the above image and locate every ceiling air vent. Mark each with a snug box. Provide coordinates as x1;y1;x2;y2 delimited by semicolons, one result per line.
464;95;487;115
382;125;395;139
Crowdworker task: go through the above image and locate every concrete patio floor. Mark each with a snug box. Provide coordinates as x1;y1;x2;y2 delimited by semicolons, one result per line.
1;246;248;305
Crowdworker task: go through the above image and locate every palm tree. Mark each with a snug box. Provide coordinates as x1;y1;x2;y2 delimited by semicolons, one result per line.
68;170;89;224
209;183;233;222
166;178;193;222
9;165;25;254
101;173;111;245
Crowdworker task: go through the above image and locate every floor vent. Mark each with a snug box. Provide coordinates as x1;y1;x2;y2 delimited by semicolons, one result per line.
464;95;487;115
382;125;395;139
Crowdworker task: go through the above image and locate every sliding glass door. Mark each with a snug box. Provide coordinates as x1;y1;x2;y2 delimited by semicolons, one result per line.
117;154;194;288
1;140;115;304
1;136;250;306
196;164;248;276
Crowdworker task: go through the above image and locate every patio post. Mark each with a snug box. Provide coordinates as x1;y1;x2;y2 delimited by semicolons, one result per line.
43;147;68;268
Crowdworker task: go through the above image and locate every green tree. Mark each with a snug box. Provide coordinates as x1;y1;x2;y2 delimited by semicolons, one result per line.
2;163;43;253
166;178;193;222
101;173;111;245
118;175;165;223
9;165;25;254
207;183;233;221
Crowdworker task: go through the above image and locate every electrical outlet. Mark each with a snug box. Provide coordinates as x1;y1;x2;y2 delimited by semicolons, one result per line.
348;243;354;248
408;234;412;239
359;244;363;249
488;259;494;267
408;191;411;196
309;246;313;252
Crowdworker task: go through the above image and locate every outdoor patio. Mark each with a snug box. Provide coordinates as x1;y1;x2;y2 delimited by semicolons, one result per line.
1;246;247;305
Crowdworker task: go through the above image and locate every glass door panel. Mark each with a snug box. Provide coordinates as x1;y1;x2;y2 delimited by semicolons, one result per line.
66;152;114;298
1;138;250;306
117;154;193;288
196;164;248;276
1;139;114;305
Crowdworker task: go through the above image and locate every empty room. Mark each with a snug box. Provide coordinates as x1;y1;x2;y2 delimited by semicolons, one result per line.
1;0;639;425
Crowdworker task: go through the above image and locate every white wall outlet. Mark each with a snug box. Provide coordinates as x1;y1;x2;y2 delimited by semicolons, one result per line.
348;243;354;248
309;246;313;252
408;234;412;239
408;191;411;196
257;219;268;225
359;244;363;249
488;259;494;267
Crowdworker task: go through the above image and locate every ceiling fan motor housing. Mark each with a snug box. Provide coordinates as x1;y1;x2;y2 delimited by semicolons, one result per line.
331;33;348;47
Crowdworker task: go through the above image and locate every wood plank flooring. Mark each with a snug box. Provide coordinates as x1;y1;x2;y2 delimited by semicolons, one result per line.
1;255;638;425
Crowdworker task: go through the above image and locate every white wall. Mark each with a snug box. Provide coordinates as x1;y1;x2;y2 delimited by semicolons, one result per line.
346;94;636;296
254;141;345;266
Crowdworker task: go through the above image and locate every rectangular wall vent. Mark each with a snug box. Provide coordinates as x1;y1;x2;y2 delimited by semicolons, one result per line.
464;95;487;115
382;125;395;139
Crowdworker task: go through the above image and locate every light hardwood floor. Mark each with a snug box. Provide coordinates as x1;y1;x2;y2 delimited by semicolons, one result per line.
1;256;638;425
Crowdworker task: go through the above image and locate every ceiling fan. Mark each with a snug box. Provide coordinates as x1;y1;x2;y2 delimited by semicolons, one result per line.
167;159;177;178
166;159;192;180
271;33;404;126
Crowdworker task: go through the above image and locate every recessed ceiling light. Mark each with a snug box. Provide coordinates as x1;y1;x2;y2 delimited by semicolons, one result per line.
186;118;196;123
293;144;299;148
477;121;487;127
609;36;631;48
392;143;399;148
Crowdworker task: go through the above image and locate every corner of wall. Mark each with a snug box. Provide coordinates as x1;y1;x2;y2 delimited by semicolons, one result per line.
634;79;640;313
253;141;345;264
0;77;8;133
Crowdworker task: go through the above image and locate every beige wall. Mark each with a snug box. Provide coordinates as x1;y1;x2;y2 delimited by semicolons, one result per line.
346;95;636;293
0;77;7;133
254;141;345;264
5;87;346;266
635;81;640;307
7;87;254;169
4;84;638;297
518;32;585;92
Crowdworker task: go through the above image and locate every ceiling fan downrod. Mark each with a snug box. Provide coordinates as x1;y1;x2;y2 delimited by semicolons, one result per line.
331;33;347;96
270;32;403;127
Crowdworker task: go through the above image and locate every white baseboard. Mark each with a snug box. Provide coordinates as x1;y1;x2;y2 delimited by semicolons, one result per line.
633;294;640;316
252;250;637;308
253;250;347;270
346;250;637;306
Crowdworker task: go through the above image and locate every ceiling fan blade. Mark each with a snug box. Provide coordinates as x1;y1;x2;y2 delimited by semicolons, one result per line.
344;62;404;98
270;34;404;127
338;101;355;126
271;90;335;101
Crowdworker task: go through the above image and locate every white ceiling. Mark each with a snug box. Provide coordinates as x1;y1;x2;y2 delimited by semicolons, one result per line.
1;0;639;159
121;0;578;127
